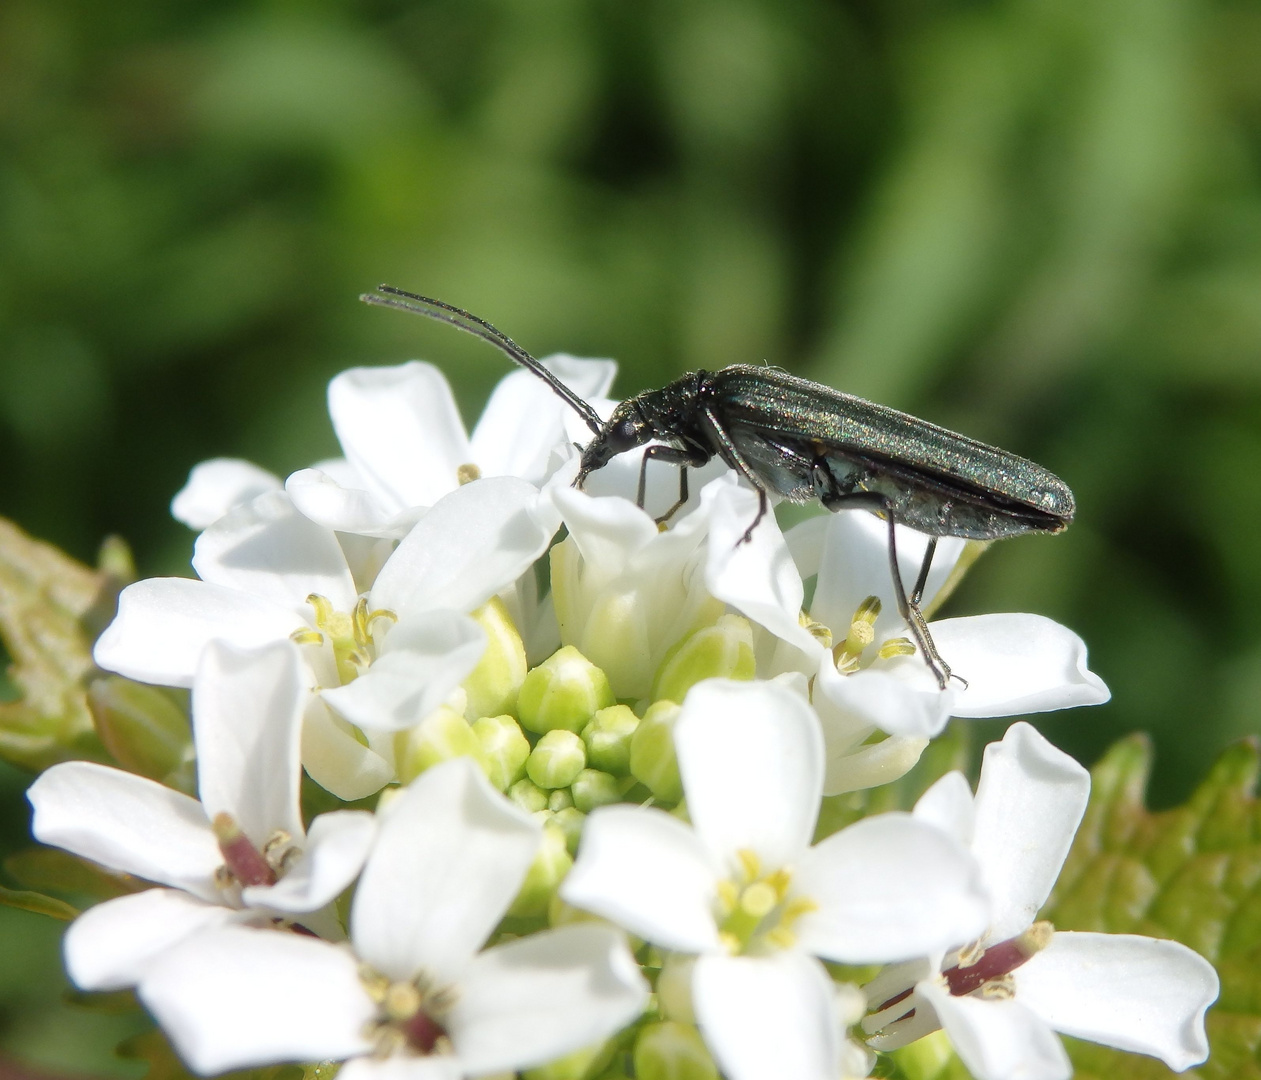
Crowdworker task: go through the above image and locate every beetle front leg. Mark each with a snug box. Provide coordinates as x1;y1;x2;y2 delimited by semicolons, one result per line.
636;444;711;524
810;472;953;691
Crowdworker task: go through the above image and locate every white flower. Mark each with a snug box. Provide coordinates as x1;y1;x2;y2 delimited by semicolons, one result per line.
548;476;735;699
95;478;555;798
135;757;648;1078
285;357;616;538
706;485;1109;792
171;458;283;530
861;722;1219;1080
561;678;990;1080
27;640;375;992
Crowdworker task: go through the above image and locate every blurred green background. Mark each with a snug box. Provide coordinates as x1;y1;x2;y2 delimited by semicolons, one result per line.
1;0;1259;1072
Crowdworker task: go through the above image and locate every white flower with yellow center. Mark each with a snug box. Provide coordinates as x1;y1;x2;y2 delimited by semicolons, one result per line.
95;478;556;798
561;678;990;1080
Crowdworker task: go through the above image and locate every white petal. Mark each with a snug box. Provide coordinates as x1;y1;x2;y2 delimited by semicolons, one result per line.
451;924;647;1075
693;953;839;1080
931;615;1111;718
94;578;304;687
1014;931;1216;1070
192;491;357;612
917;979;1071;1080
705;484;821;656
28;761;220;900
675;679;822;871
330;361;469;510
300;697;396;800
471;355;617;483
64;889;236;990
194;640;306;847
322;612;485;732
794;813;989;963
913;771;976;846
171;459;281;530
370;477;556;618
551;484;659;570
813;656;953;739
561;806;721;954
351;758;541;983
822;735;929;797
244;811;375;914
971;723;1090;942
139;924;375;1074
286;467;422;539
340;1058;460;1080
811;511;964;645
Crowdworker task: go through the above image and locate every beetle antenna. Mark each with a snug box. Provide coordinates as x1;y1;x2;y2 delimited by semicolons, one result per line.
361;285;605;436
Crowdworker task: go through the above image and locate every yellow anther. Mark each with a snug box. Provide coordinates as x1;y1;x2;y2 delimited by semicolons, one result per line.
718;931;742;955
716;880;739;915
384;981;422;1021
290;628;324;646
778;895;819;926
979;975;1015;1000
739;882;779;919
307;593;337;625
456;463;482;485
800;611;833;649
766;868;792;900
736;849;761;883
1023;921;1054;953
765;927;797;950
359;965;390;1003
878;637;917;660
956;939;986;968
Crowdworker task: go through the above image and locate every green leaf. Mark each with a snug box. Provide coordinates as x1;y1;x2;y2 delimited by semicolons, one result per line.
0;517;127;770
1041;735;1260;1080
5;846;141;903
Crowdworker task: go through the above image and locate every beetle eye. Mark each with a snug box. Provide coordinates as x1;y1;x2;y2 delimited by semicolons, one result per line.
606;417;640;453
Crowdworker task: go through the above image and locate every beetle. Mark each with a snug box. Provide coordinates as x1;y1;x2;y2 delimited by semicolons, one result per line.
361;285;1075;690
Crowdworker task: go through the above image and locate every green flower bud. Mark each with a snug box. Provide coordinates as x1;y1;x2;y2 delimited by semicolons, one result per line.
394;704;486;785
463;597;529;719
509;822;572;918
571;768;623;813
551;805;586;854
630;700;683;804
582;704;640;775
634;1021;718;1080
87;676;192;787
522;1037;615;1080
508;777;549;814
652;614;755;705
527;729;587;789
471;714;530;791
517;646;614;735
548;788;575;812
657;954;696;1023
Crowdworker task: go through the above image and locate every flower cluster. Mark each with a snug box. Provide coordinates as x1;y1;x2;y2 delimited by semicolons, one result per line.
32;357;1218;1080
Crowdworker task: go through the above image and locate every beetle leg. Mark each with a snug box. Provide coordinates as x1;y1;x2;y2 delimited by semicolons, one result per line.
697;406;772;543
810;475;952;691
636;444;710;523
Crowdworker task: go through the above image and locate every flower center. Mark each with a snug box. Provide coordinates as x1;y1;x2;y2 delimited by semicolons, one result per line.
942;921;1053;998
831;597;916;675
291;594;398;685
360;966;457;1058
211;814;298;889
715;849;817;954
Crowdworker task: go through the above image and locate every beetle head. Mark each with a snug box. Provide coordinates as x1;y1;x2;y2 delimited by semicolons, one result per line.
575;401;651;487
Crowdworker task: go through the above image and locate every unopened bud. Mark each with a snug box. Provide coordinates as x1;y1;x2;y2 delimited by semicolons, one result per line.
630;700;683;804
508;778;549;814
657;955;696;1023
517;647;615;735
571;768;623;813
551;806;586;854
522;1037;615;1080
652;615;755;705
463;598;528;720
509;822;572;918
634;1021;718;1080
395;705;486;785
527;730;587;789
582;704;639;775
472;714;530;791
